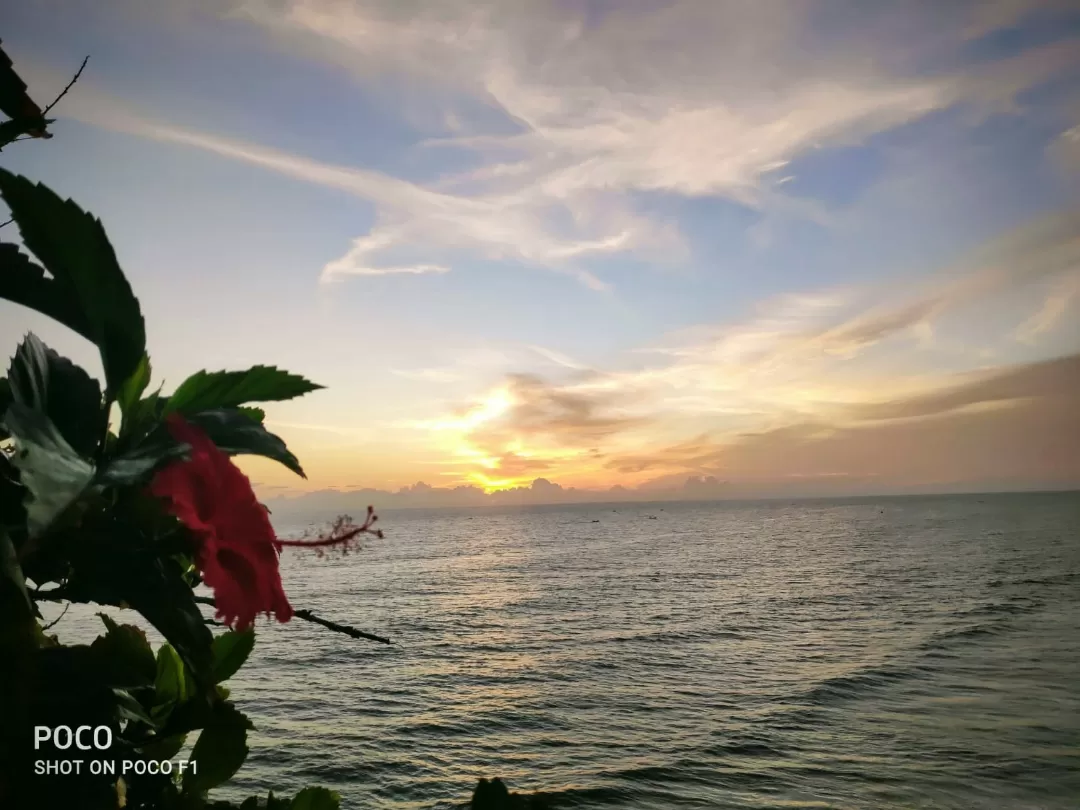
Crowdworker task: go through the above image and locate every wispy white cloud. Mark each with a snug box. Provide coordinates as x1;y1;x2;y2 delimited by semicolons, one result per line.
240;1;1078;283
41;0;1078;291
1014;272;1080;344
525;344;589;371
324;261;449;277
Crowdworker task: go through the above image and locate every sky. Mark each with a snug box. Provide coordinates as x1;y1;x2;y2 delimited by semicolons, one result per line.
2;0;1079;508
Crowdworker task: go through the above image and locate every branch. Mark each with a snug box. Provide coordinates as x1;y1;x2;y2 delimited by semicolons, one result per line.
293;608;392;645
41;602;70;631
42;55;89;116
0;217;11;229
30;589;392;645
192;595;391;645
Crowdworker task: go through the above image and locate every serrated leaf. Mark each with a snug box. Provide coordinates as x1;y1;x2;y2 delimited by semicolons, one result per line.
8;332;104;457
188;408;305;478
165;366;323;414
183;704;251;796
211;628;255;684
290;787;341;810
0;170;146;395
237;406;264;423
4;403;94;537
0;243;95;343
91;613;156;687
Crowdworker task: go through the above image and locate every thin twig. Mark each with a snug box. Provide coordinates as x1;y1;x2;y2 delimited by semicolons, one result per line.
192;595;391;645
42;602;70;631
42;55;89;116
293;608;392;645
0;217;12;229
28;588;392;645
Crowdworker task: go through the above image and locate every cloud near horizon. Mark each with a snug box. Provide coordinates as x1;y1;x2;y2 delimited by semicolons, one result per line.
260;350;1080;511
398;205;1080;491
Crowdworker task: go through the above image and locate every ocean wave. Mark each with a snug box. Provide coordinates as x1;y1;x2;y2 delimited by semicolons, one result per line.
797;665;916;707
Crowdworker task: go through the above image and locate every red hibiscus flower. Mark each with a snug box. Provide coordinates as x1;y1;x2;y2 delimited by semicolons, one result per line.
150;414;294;629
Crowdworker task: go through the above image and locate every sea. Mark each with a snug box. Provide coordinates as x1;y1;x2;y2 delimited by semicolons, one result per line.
44;492;1080;809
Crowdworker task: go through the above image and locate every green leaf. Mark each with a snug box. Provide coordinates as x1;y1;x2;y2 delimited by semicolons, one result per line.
237;406;264;423
3;403;94;537
165;366;322;414
0;170;146;395
155;643;189;707
96;428;189;487
290;787;341;810
117;353;151;418
117;386;165;449
90;613;156;687
211;628;255;684
188;408;305;478
8;332;104;457
183;704;251;795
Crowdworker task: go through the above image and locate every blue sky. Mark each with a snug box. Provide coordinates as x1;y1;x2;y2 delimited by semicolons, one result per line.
2;0;1079;500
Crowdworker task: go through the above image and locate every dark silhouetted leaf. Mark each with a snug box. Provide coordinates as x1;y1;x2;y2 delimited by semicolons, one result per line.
8;332;103;457
3;403;94;536
65;538;215;688
188;408;305;478
165;366;322;414
96;428;190;488
0;243;94;342
211;628;255;684
183;703;252;796
0;169;145;395
0;115;52;147
90;613;156;687
0;41;49;130
0;450;26;530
